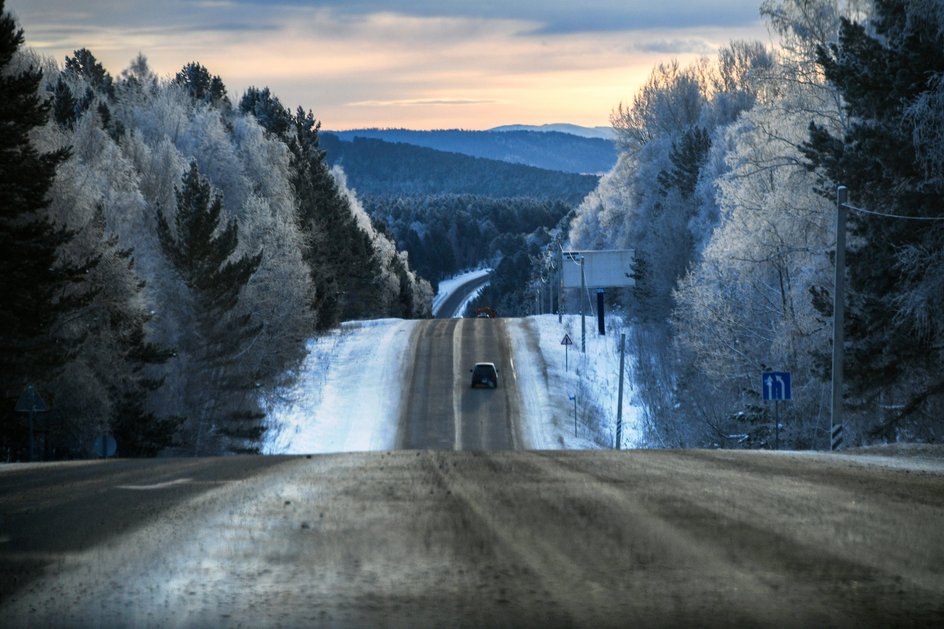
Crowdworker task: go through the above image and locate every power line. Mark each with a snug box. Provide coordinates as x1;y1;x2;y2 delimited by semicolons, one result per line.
844;203;944;221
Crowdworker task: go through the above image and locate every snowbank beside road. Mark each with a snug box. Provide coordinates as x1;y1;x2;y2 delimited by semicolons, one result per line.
264;319;418;454
507;315;644;449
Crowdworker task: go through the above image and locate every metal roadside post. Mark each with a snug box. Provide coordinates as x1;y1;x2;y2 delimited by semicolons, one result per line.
832;186;848;451
558;249;563;324
580;255;586;353
616;333;625;449
569;394;577;436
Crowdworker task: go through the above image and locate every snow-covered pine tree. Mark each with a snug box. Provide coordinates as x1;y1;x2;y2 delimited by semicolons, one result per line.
175;61;229;108
289;107;385;328
80;207;179;456
158;161;263;453
804;0;944;441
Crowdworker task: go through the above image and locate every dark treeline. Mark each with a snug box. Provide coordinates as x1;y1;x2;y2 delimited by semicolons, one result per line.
365;194;572;298
0;2;432;460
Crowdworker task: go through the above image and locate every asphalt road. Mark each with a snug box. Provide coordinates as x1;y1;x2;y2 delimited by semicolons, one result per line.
433;272;490;318
397;318;521;451
1;449;942;627
2;316;943;626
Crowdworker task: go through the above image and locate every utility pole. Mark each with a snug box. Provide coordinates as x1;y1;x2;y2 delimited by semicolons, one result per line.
580;255;586;353
831;186;848;450
558;249;563;324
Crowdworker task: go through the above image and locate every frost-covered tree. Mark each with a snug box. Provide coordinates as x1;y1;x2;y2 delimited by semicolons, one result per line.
4;20;429;456
32;97;180;457
239;86;292;137
804;0;944;441
570;1;859;449
668;1;855;449
578;44;770;322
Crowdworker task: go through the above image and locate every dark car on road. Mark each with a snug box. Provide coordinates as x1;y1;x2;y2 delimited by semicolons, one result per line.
470;362;499;388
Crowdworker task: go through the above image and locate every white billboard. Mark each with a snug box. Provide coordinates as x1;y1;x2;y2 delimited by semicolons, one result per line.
561;249;635;288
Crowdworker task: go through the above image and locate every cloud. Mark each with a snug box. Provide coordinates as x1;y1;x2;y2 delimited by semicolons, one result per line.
226;0;761;35
348;97;502;107
633;39;717;55
8;0;770;129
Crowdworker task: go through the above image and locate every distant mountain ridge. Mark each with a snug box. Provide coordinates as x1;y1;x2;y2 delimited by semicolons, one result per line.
324;127;617;175
319;133;598;204
489;123;615;140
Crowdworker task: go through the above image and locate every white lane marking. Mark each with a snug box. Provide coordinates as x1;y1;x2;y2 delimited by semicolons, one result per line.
504;324;520;449
452;318;464;451
116;478;193;490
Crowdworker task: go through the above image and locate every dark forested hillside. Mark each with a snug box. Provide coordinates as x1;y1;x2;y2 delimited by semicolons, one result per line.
320;134;599;204
365;194;571;292
327;128;617;174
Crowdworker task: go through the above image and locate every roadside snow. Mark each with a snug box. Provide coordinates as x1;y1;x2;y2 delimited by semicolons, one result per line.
506;315;644;449
264;319;417;454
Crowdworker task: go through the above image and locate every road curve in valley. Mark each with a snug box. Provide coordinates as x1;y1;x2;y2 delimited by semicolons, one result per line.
433;272;490;318
396;317;522;450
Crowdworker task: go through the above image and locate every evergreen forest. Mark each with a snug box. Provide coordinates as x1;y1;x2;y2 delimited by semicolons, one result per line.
0;2;432;458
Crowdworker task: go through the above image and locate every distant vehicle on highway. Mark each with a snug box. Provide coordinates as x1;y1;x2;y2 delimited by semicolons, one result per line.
473;306;497;319
470;362;499;388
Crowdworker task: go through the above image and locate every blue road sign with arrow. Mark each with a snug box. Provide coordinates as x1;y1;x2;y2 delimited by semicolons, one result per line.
762;372;792;401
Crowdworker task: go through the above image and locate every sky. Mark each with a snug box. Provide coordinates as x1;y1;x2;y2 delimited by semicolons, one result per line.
8;0;769;130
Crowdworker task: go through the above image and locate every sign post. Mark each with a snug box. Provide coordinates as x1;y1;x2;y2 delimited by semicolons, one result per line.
762;371;791;450
569;394;577;436
596;288;605;336
580;256;586;353
832;186;848;450
15;384;49;462
561;334;574;371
